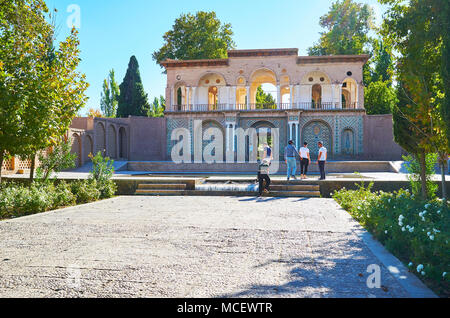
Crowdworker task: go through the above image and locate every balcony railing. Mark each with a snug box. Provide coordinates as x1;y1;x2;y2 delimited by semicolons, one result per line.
168;102;359;112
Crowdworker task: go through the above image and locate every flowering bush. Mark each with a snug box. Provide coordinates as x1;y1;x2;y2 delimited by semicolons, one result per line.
333;182;449;296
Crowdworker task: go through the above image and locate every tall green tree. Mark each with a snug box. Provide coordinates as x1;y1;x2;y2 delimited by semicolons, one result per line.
153;11;235;70
308;0;375;56
255;86;276;109
116;56;150;118
0;0;88;182
149;96;165;118
364;80;397;115
100;69;120;117
381;0;449;199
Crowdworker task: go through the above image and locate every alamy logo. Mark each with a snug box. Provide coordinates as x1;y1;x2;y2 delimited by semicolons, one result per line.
66;4;81;29
170;120;280;173
366;264;381;289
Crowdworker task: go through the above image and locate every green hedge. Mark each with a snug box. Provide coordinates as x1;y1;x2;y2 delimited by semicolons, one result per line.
333;182;449;297
0;179;117;219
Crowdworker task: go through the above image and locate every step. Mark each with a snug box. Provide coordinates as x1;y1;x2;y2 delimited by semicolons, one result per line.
137;183;187;190
271;180;320;185
267;191;321;197
135;189;186;195
269;185;320;191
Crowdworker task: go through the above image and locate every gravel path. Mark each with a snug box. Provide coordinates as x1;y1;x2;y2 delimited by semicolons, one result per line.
0;196;430;298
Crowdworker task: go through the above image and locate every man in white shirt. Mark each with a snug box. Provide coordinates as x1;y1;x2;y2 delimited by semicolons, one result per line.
299;142;311;179
317;141;327;180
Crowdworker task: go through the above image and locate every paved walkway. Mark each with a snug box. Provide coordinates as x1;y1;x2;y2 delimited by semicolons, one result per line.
0;197;434;298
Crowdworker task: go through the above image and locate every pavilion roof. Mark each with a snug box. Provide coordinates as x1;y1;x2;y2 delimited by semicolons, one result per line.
160;49;370;69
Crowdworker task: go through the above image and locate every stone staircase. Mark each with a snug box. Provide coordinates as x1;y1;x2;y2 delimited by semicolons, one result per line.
267;180;321;197
135;183;188;196
134;178;321;198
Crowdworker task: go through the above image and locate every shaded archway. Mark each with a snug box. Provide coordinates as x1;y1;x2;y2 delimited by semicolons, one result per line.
95;122;106;156
197;73;227;110
312;84;322;109
83;135;93;164
341;128;355;156
250;68;278;109
107;124;117;159
119;127;128;159
342;78;358;109
302;120;332;159
301;71;332;109
71;133;82;168
251;121;276;161
202;120;225;162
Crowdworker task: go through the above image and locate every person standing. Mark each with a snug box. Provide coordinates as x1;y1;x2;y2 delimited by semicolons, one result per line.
317;141;327;180
257;158;271;197
263;142;273;161
285;140;298;181
299;142;311;179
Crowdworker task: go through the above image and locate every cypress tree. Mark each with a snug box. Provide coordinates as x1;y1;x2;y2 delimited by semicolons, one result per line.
117;56;150;117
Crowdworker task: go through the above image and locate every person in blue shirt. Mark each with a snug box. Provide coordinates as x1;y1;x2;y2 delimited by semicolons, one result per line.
263;142;273;161
285;140;298;181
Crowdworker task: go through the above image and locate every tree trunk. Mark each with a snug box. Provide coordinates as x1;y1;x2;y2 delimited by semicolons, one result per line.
418;152;428;200
0;150;4;184
441;160;447;203
29;156;36;184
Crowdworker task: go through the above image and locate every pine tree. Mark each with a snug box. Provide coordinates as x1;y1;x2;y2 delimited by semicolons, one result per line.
116;56;150;118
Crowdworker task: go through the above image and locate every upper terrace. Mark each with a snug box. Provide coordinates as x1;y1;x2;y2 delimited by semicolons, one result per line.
162;49;369;113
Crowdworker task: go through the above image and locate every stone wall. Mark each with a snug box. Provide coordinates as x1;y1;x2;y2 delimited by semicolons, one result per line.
363;114;405;160
128;117;167;161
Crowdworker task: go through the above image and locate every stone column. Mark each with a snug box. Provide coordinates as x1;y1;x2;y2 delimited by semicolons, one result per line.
192;87;197;111
171;86;175;111
226;86;230;110
331;84;335;108
186;87;190;110
277;85;281;110
289;85;293;109
231;86;237;110
246;86;250;110
356;83;359;109
309;85;313;109
339;84;343;109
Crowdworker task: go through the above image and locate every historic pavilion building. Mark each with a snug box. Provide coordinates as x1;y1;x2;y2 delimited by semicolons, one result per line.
162;48;370;160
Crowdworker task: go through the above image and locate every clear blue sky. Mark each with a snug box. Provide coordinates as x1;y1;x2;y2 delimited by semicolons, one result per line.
46;0;386;115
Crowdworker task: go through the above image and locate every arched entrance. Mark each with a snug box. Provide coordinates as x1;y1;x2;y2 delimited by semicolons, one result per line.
119;127;127;159
202;120;225;162
197;73;227;111
83;135;93;164
250;68;278;110
71;133;82;168
302;121;332;159
95;122;106;156
312;84;322;109
341;128;355;156
107;124;117;159
251;121;275;161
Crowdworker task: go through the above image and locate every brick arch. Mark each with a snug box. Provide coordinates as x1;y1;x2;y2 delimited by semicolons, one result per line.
107;124;117;158
71;133;82;167
118;127;128;159
341;127;356;156
202;120;225;162
95;121;106;156
301;120;333;159
83;135;93;164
